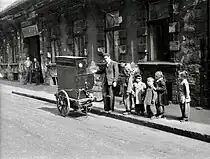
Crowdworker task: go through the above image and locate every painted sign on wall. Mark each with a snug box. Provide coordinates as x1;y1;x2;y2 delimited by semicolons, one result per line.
22;25;39;38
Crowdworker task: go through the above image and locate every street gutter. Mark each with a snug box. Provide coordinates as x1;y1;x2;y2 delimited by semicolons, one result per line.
12;90;210;144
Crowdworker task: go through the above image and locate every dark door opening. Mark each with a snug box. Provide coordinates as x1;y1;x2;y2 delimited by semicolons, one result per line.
24;35;44;83
166;81;172;102
149;18;170;61
105;30;120;62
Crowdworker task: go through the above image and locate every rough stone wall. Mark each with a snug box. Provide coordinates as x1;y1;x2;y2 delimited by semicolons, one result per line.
174;0;207;106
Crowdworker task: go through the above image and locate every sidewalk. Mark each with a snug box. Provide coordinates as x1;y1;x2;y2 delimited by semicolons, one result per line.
1;79;210;143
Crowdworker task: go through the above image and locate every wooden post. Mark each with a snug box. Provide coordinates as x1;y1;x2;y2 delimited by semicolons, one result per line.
91;44;94;62
207;0;210;107
131;40;134;63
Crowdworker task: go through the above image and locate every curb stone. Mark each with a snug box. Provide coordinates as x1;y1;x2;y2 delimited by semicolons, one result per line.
12;91;57;104
12;91;210;143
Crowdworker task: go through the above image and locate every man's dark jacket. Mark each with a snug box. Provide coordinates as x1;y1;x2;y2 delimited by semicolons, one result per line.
96;60;119;86
32;61;40;72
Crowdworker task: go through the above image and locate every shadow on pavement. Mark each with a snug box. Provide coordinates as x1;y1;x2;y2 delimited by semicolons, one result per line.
38;107;61;116
38;107;87;118
164;114;180;121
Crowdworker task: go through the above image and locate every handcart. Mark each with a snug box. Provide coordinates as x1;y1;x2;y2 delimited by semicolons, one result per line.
54;56;96;117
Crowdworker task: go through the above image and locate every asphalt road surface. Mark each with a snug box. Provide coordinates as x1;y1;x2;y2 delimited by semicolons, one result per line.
1;86;210;159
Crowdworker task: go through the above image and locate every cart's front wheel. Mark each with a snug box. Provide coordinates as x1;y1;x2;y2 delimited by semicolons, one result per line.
56;90;70;117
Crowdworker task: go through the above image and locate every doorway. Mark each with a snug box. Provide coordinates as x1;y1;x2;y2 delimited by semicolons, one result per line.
106;30;120;61
24;35;44;83
149;18;169;61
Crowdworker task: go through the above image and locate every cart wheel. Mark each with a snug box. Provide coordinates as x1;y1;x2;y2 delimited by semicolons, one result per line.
56;90;70;117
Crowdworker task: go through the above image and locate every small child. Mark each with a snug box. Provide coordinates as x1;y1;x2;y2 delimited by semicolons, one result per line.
178;71;191;122
154;71;168;119
144;77;157;119
132;73;146;115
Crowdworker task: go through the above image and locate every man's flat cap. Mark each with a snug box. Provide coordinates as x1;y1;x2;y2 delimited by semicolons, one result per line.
102;52;110;57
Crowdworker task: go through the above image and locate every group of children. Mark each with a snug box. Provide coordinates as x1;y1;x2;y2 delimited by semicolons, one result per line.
120;62;191;122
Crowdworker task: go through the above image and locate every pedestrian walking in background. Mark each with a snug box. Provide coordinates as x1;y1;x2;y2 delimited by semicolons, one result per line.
132;73;146;116
23;57;32;85
178;71;191;122
32;58;40;85
153;71;168;119
144;77;157;119
94;53;119;112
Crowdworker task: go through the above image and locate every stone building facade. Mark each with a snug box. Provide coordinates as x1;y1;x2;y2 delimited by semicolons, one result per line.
0;0;209;107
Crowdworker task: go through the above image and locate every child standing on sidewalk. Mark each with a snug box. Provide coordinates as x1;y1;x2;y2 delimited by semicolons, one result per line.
153;71;168;119
144;77;157;119
178;71;191;122
122;63;135;115
132;73;146;115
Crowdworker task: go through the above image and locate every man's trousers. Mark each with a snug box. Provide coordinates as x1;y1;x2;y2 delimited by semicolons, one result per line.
102;83;115;111
24;68;32;84
34;71;40;85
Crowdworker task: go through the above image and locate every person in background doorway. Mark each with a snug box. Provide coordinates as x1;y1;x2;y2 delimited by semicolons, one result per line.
32;58;40;85
178;70;191;122
23;57;32;85
93;53;119;112
132;73;147;116
144;77;157;119
153;71;168;119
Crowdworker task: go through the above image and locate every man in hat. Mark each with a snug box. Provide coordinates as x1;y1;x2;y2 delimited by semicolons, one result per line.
32;58;40;85
93;53;119;112
23;57;32;85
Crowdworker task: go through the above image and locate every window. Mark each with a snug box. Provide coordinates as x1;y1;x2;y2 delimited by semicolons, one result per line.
106;30;120;61
49;27;61;63
73;20;85;34
0;39;8;63
149;0;169;21
11;37;18;63
149;19;169;61
105;10;122;61
148;0;170;61
96;16;105;52
106;10;120;28
51;41;60;63
73;35;87;57
73;20;87;57
0;46;4;63
5;41;9;63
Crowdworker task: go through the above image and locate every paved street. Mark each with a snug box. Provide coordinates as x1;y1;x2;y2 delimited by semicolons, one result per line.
1;87;210;159
1;79;210;125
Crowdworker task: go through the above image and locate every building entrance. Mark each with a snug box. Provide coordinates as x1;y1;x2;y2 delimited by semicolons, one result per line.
149;18;170;61
24;35;44;83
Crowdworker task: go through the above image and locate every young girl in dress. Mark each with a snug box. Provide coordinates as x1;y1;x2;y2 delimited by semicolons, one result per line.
132;73;147;115
178;71;191;122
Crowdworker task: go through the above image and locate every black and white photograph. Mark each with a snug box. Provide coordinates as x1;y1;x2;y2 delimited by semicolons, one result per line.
0;0;210;158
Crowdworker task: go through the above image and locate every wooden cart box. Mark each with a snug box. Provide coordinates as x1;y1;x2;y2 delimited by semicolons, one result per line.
56;56;94;99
